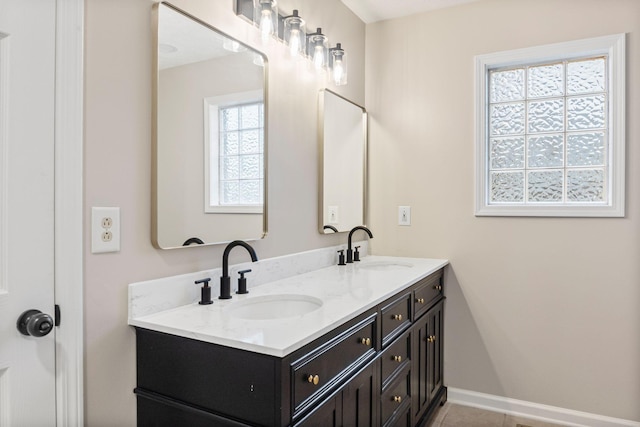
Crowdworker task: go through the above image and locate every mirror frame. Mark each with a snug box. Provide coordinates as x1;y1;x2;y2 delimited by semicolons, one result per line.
151;2;269;249
318;89;368;234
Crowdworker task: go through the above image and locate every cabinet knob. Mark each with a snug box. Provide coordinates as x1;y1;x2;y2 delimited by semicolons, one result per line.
393;395;402;403
392;314;403;321
360;337;371;346
434;284;442;291
307;374;320;385
393;355;402;363
426;335;437;343
416;298;425;304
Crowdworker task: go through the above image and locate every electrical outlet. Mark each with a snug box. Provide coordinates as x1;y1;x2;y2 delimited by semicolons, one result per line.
92;207;120;253
398;206;411;226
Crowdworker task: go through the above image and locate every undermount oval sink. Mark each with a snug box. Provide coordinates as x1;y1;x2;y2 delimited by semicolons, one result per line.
228;294;323;321
357;261;414;271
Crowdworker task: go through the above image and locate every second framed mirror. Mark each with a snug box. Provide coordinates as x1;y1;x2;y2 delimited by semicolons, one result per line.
318;89;367;234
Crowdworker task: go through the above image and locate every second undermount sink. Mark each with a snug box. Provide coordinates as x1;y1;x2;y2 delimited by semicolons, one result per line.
228;294;323;321
357;261;414;271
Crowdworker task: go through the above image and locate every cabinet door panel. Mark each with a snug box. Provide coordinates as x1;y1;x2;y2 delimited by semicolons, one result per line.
294;394;340;427
411;300;444;424
342;359;378;427
427;302;444;403
411;314;428;422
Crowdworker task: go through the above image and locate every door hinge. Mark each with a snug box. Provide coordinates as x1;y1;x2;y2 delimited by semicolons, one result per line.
55;304;61;327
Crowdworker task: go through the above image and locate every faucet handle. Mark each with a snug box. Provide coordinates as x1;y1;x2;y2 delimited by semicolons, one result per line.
354;246;361;262
337;250;346;266
236;269;252;294
195;278;213;305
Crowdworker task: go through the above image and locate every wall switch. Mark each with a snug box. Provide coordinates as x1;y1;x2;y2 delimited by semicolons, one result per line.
92;207;120;253
328;205;339;224
398;206;411;226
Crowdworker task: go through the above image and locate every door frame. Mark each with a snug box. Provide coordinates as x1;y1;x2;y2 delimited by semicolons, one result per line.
54;0;84;425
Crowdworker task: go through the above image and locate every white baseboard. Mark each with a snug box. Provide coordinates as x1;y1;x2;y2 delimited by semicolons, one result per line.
447;388;640;427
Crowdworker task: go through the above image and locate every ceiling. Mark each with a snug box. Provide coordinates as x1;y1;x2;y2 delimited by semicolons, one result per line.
340;0;481;23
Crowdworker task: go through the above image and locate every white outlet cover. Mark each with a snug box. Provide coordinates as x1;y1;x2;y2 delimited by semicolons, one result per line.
92;207;120;253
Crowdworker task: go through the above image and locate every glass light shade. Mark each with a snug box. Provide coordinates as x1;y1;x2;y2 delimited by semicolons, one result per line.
283;10;306;59
253;0;277;44
308;28;328;71
330;44;347;85
223;37;247;53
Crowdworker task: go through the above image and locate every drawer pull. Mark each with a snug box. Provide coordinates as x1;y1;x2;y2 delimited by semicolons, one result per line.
434;284;442;291
360;337;371;346
392;314;403;321
393;355;402;363
307;374;320;385
416;298;425;304
393;395;402;403
427;335;437;343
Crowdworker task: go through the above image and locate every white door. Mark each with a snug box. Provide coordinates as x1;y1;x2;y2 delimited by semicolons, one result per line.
0;0;57;425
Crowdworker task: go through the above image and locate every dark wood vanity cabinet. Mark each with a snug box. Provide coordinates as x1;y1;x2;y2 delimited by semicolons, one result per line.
134;268;446;427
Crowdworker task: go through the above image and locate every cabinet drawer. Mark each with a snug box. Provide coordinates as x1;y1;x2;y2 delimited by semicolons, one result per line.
383;402;411;427
381;292;411;347
291;313;377;414
381;329;411;387
413;270;443;320
381;364;410;425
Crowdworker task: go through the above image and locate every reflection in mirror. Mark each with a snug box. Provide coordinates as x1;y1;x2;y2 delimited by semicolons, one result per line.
319;89;367;234
153;2;268;249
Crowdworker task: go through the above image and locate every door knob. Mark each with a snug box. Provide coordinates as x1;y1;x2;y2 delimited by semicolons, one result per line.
17;309;54;337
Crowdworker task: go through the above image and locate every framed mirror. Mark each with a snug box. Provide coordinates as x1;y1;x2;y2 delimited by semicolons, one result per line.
318;89;367;234
152;2;268;249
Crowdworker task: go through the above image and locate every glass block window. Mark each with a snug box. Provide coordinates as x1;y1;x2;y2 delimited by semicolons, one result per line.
203;90;264;214
475;34;625;217
218;102;264;206
488;58;607;205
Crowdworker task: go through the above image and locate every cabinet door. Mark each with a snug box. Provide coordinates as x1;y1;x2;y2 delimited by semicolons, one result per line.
411;300;444;423
426;302;443;404
342;359;378;427
411;311;429;422
294;394;340;427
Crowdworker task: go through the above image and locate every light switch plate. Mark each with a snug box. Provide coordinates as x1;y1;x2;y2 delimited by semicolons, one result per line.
92;207;120;253
328;205;339;224
398;206;411;226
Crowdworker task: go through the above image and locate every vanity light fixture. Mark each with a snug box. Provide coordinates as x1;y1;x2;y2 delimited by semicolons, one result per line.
329;43;347;86
254;0;277;44
234;0;348;85
283;10;306;59
307;28;329;71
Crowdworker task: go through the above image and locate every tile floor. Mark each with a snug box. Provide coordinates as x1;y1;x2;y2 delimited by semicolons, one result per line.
428;402;569;427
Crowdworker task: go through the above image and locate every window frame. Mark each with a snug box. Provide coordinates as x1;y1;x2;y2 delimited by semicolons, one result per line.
203;90;264;214
474;34;626;217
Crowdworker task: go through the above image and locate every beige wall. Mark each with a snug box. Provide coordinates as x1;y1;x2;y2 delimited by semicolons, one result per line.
84;0;364;424
366;0;639;421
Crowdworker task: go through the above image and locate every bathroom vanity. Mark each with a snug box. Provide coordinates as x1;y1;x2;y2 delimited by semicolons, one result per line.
130;255;448;427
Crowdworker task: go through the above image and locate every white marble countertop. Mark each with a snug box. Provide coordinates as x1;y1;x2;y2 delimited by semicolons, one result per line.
129;255;448;357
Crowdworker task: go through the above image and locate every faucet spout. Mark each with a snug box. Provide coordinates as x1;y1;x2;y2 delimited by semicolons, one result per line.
347;226;373;263
220;240;258;299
